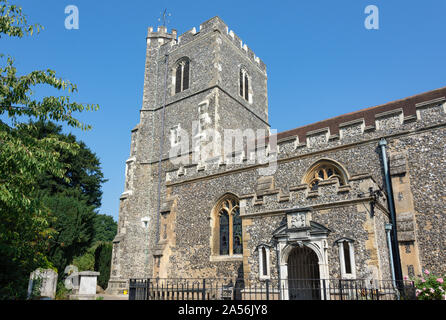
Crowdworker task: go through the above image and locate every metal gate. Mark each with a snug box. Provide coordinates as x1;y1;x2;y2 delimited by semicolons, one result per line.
287;246;321;300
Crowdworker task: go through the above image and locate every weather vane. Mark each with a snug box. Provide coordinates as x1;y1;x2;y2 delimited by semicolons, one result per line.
158;9;171;27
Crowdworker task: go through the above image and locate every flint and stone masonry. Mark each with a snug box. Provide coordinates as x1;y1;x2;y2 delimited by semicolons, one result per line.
106;16;446;295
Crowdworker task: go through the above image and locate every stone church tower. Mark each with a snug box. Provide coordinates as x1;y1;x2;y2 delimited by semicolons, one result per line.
107;16;446;297
108;16;271;292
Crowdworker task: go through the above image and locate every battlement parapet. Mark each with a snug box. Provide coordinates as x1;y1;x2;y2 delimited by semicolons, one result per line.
239;174;387;217
148;16;266;73
276;92;446;158
146;26;177;46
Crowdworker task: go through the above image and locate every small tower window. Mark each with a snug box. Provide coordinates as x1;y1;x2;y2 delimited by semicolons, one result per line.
174;58;190;94
262;247;268;276
343;241;352;274
239;68;251;102
335;238;356;279
257;245;270;280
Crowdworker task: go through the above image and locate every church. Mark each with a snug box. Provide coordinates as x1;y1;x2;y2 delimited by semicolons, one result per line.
107;16;446;299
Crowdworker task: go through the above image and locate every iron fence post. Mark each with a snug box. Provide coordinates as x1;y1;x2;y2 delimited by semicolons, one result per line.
339;279;343;301
322;279;327;300
129;279;134;300
266;279;270;300
202;279;206;300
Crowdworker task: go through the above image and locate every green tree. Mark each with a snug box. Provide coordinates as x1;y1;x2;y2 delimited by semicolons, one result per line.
93;214;117;243
16;120;108;274
42;194;96;274
0;0;98;299
18;120;106;208
94;242;113;289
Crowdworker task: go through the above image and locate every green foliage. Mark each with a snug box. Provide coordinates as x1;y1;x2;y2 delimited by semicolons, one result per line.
55;279;71;300
0;0;99;299
411;270;446;300
28;276;46;300
94;242;113;289
14;120;108;276
93;214;117;243
17;120;107;208
72;248;95;272
0;123;63;299
43;194;96;274
0;0;42;38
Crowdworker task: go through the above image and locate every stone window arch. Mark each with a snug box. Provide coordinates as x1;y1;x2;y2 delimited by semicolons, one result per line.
173;57;190;94
239;67;252;103
303;160;348;191
212;194;242;257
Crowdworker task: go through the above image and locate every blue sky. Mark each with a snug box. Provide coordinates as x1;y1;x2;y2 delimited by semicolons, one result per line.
2;0;446;221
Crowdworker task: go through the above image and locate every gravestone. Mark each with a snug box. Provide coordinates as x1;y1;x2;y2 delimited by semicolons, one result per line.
27;268;58;299
79;271;100;295
68;271;100;300
64;265;79;292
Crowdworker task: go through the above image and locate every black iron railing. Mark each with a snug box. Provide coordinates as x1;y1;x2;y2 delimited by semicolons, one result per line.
128;278;416;301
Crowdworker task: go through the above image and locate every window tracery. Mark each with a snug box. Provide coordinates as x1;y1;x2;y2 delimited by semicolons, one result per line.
215;196;242;256
304;161;347;191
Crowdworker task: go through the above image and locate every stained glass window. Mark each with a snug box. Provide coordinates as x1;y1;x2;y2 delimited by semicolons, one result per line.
216;196;242;256
233;207;243;254
219;210;229;255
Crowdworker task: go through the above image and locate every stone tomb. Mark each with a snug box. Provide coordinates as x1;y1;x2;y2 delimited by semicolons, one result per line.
69;271;100;300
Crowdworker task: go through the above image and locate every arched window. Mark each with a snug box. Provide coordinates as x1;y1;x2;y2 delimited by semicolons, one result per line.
239;68;250;102
215;196;243;256
174;58;190;94
303;160;348;191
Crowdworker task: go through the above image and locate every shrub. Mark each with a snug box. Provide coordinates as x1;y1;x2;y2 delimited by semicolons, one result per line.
410;269;446;300
94;242;113;290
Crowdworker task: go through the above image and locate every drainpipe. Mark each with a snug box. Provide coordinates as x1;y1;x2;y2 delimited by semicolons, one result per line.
379;138;403;284
385;223;397;288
